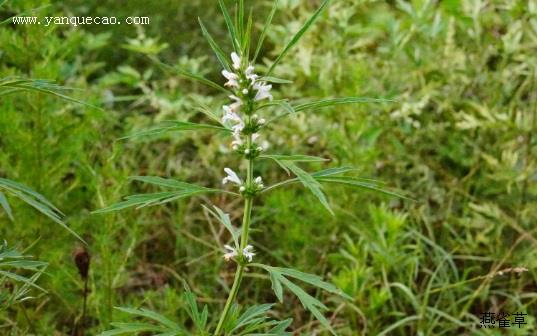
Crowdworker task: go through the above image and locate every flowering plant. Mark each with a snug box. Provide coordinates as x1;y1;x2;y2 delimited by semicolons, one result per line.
97;1;403;334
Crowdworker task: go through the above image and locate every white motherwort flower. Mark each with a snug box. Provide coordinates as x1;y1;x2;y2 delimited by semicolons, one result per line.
242;245;255;262
229;95;243;112
223;245;238;261
222;168;242;186
222;106;242;124
231;128;244;149
245;65;258;82
254;176;264;189
222;70;239;88
231;52;241;70
254;82;273;102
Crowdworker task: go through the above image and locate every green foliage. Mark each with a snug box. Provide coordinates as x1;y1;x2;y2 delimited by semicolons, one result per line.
93;177;228;213
0;242;48;308
254;264;351;335
1;0;536;335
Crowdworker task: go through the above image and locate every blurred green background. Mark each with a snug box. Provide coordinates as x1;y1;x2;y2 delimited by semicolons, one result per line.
1;0;536;334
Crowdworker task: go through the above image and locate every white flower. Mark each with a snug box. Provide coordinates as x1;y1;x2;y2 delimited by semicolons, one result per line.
258;118;266;125
231;52;241;70
223;168;242;185
231;128;243;148
245;65;258;82
222;106;242;124
254;176;264;189
242;245;255;262
222;70;239;88
252;133;260;142
254;82;273;101
229;95;242;109
223;245;238;261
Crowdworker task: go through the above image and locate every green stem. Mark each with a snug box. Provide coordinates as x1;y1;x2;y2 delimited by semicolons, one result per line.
214;131;254;335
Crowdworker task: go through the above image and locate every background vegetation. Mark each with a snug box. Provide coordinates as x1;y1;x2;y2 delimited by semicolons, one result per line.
1;0;536;335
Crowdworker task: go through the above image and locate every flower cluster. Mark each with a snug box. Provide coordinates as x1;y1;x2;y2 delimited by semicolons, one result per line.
220;52;273;263
222;168;264;195
221;52;272;154
223;244;255;263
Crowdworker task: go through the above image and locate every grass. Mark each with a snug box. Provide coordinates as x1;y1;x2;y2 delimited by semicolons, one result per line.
1;0;536;335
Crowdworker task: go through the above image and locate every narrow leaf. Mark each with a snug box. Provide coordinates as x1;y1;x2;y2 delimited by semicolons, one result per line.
120;121;229;140
294;97;393;112
267;0;330;76
198;18;231;71
254;0;280;62
0;191;13;220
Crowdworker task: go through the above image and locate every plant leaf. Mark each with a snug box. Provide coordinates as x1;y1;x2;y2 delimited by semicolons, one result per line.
203;205;241;248
120;121;229;140
293;97;393;112
267;0;330;76
148;55;228;93
0;191;13;221
93;176;228;213
316;176;412;200
254;0;280;62
263;157;333;215
198;18;231;71
218;0;240;52
253;264;346;336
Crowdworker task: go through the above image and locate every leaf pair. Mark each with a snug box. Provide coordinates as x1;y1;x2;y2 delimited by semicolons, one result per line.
252;264;351;336
0;77;98;109
262;155;334;215
261;158;410;214
93;176;229;214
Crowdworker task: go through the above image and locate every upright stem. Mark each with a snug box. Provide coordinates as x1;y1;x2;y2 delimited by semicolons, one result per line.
215;130;254;335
